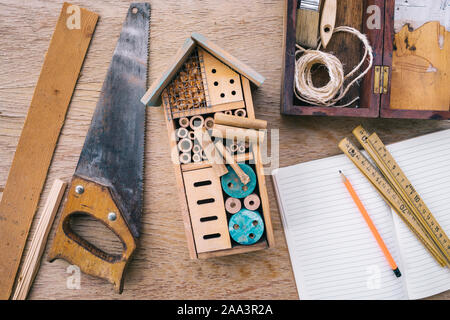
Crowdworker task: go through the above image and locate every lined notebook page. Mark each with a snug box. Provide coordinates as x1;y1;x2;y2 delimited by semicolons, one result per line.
273;155;407;300
387;130;450;299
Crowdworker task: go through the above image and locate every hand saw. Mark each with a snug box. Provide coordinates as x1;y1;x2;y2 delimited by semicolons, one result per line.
48;3;150;293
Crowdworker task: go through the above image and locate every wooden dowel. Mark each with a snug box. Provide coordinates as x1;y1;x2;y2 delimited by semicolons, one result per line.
211;124;265;144
214;113;267;129
12;179;67;300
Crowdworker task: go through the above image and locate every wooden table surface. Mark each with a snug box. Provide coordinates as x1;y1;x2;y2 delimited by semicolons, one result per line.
0;0;449;300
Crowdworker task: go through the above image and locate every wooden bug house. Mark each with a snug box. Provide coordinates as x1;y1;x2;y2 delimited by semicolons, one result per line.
141;33;274;259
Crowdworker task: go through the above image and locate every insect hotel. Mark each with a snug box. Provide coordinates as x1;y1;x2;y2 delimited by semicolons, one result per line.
141;33;274;259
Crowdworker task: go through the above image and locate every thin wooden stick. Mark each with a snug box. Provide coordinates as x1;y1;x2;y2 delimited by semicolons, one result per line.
12;179;67;300
215;140;250;185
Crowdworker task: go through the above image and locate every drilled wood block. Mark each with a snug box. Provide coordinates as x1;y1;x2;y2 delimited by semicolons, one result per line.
182;167;231;253
199;48;243;107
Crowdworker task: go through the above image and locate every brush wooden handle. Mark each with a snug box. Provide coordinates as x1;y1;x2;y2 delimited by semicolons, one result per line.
320;0;337;48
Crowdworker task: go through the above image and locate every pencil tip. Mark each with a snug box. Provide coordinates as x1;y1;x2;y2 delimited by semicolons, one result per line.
339;170;342;174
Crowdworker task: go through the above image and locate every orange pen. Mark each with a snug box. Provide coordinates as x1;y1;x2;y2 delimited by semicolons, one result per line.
340;171;401;278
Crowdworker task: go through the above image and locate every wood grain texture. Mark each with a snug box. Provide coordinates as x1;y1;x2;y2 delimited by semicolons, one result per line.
48;176;137;293
319;0;337;48
12;179;67;300
0;2;98;300
0;0;448;300
390;22;449;111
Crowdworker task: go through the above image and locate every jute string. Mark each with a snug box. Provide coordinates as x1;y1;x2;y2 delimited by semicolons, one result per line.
294;26;373;108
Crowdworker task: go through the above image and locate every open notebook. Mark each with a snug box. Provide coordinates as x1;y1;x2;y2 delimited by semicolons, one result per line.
273;129;450;300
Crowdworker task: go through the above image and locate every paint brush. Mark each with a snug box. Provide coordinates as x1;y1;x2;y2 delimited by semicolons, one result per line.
296;0;321;48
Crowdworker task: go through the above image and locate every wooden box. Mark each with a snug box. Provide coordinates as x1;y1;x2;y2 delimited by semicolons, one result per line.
141;33;274;259
282;0;450;120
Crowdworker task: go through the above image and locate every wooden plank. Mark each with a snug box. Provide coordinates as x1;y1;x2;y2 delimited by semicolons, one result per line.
390;22;449;111
241;76;256;119
191;32;266;87
183;167;231;253
0;3;98;300
162;90;198;259
12;179;67;300
141;38;196;106
171;101;245;119
199;48;244;106
198;240;268;259
243;87;275;248
380;0;450;119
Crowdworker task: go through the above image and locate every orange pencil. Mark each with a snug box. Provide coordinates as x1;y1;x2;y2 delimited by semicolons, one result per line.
340;171;402;278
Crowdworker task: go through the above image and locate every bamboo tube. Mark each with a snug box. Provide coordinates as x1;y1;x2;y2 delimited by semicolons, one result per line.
211;124;265;144
178;138;193;153
204;117;214;130
234;109;247;117
190;115;204;130
179;117;190;128
176;127;189;139
179;153;191;164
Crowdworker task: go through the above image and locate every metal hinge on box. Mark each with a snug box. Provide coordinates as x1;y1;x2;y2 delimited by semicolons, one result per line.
373;66;390;94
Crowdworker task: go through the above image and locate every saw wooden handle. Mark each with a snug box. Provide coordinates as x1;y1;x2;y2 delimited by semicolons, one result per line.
48;176;136;293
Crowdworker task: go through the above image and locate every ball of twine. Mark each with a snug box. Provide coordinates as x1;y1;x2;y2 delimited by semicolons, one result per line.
294;26;373;108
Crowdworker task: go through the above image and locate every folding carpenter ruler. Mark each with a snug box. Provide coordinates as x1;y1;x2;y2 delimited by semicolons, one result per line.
339;126;450;267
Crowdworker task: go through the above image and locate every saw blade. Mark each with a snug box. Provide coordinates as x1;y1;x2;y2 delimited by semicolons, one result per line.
75;3;150;238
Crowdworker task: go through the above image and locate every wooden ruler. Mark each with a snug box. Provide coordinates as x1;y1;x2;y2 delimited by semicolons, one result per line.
352;126;450;265
338;137;447;267
0;3;98;299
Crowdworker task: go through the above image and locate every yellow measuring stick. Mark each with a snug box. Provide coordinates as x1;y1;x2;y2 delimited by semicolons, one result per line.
338;137;446;267
352;126;450;266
